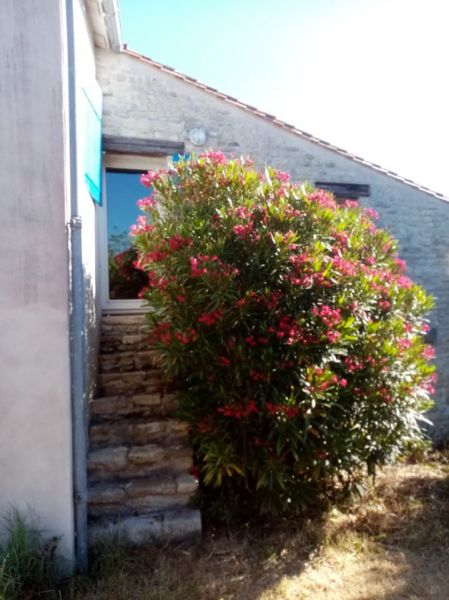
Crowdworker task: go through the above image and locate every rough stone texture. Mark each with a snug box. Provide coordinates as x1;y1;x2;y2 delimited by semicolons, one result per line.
128;444;166;466
125;473;177;497
90;418;188;448
90;392;177;420
89;509;202;545
88;484;126;505
99;350;160;373
88;315;201;541
88;447;128;472
96;48;449;439
176;473;199;495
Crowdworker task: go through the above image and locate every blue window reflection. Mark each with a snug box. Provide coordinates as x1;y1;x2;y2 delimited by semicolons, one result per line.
106;169;148;300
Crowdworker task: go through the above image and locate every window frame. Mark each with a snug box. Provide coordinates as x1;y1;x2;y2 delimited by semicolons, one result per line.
99;153;169;313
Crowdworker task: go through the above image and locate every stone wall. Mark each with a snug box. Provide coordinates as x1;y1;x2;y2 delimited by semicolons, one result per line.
96;48;449;439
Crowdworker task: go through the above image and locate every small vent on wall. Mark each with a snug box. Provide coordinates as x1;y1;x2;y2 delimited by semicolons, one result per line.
315;182;370;199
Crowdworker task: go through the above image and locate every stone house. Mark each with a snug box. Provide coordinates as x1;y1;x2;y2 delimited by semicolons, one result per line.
1;0;448;570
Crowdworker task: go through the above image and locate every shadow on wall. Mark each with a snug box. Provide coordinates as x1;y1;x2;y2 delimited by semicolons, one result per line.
83;269;100;423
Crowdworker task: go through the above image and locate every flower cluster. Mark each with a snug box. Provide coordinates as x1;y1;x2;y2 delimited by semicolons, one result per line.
140;169;166;188
190;254;239;279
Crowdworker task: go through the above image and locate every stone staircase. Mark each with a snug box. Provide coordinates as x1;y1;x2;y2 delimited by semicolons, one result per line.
87;314;201;544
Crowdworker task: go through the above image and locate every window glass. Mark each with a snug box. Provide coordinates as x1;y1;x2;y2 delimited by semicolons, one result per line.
106;169;148;300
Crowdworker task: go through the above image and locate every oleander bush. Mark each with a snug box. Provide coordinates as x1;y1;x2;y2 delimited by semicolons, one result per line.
132;152;436;518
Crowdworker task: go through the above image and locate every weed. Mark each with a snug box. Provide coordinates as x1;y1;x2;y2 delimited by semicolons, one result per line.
0;508;59;599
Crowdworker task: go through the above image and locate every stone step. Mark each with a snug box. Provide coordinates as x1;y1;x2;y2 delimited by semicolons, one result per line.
98;350;161;373
90;417;189;448
88;508;202;545
88;444;193;483
88;471;198;518
102;314;147;328
90;393;178;421
97;370;168;396
100;332;153;354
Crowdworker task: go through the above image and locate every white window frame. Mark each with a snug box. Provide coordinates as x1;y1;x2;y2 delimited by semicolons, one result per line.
99;153;170;313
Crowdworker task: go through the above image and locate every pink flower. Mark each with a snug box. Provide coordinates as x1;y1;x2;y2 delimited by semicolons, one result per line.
397;338;413;351
140;169;165;188
129;216;155;236
234;206;252;219
250;370;268;382
395;258;407;272
217;399;258;419
421;346;436;360
136;194;157;209
326;330;341;343
396;275;412;289
217;356;231;367
363;207;380;220
190;256;208;277
197;309;223;326
342;199;359;209
169;235;192;251
175;332;190;345
378;299;391;311
266;402;299;418
343;357;364;373
312;305;341;328
332;256;357;277
274;170;290;182
199;150;226;164
309;190;336;209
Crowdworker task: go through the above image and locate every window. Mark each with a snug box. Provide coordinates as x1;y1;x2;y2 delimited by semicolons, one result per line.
105;169;148;300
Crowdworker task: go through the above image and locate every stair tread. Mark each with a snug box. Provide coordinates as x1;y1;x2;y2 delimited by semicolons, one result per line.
98;369;162;378
88;471;197;499
88;508;201;544
99;350;157;358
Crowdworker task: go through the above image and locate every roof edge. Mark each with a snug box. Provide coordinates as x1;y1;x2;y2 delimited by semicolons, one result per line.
122;47;449;203
102;0;123;52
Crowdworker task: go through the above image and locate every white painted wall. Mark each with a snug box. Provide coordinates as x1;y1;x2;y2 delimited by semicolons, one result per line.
0;1;74;560
0;0;104;565
97;49;449;439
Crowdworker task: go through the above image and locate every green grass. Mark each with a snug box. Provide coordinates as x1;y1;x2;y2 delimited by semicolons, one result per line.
0;509;59;599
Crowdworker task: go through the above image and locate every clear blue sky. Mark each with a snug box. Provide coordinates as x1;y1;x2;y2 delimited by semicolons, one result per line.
119;0;449;195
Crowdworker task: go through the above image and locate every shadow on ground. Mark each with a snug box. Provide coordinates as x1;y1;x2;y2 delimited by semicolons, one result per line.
62;460;449;600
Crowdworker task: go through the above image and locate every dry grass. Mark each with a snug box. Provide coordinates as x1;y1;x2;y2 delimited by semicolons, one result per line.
67;456;449;600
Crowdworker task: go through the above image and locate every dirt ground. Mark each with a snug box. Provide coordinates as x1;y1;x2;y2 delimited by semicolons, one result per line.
69;457;449;600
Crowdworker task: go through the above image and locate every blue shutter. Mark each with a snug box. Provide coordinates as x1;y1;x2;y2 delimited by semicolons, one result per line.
172;153;191;163
81;80;103;204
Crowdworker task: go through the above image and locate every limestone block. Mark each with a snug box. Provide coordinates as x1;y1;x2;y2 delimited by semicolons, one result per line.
176;473;198;495
89;484;126;505
125;474;177;497
132;393;163;408
88;509;202;545
129;494;191;512
129;421;166;444
128;444;165;465
88;446;128;471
